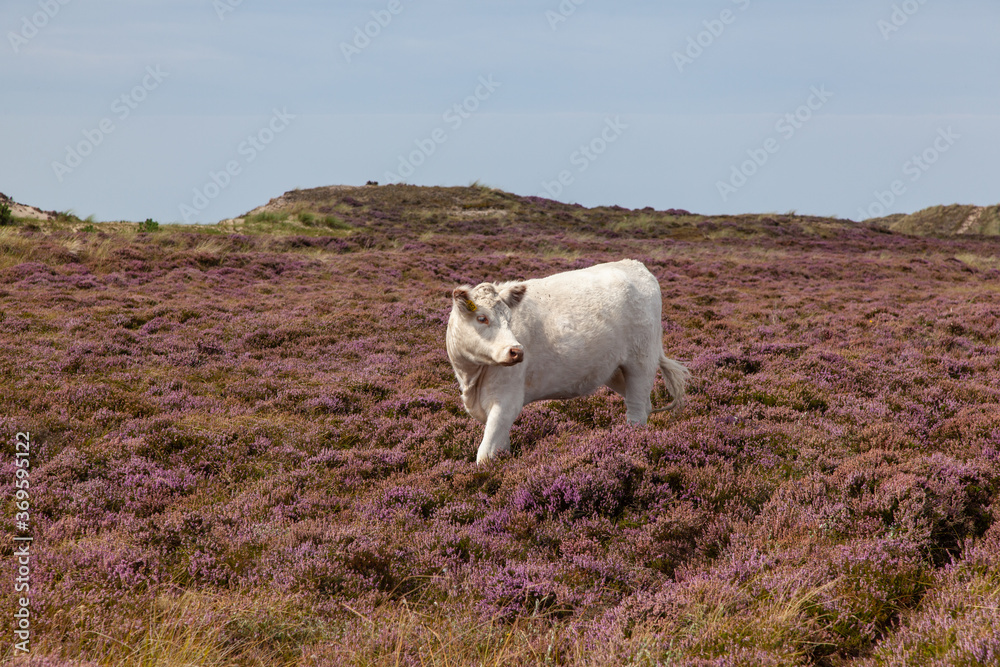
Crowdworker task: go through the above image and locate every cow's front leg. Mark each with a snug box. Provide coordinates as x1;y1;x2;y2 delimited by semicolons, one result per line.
477;401;522;464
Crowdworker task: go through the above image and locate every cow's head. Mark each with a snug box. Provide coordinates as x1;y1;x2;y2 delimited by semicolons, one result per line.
449;282;527;367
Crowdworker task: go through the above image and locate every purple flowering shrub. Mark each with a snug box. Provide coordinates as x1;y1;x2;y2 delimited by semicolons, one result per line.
1;185;999;664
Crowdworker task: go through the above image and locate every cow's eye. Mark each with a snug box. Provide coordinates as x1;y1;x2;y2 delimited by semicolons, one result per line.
476;315;489;325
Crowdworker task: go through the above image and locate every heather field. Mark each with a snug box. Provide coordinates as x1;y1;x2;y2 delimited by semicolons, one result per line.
2;184;1000;666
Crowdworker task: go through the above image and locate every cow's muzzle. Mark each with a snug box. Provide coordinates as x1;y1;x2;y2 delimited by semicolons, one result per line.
501;346;524;366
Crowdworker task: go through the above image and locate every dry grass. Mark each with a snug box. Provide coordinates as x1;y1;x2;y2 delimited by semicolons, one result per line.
312;602;562;666
0;227;33;270
29;588;328;667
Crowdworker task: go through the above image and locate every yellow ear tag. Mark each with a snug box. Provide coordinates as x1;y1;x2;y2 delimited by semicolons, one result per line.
465;300;477;312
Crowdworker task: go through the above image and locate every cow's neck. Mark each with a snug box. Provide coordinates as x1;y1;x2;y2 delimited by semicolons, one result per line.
453;359;483;394
453;360;486;414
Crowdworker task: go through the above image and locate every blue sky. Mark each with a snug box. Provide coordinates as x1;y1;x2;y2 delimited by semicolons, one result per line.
1;0;997;223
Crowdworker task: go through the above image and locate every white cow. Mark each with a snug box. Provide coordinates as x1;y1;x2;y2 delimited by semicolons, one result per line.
446;259;689;463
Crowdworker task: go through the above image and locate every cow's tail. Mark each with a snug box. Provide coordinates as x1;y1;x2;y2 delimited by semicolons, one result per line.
650;355;690;414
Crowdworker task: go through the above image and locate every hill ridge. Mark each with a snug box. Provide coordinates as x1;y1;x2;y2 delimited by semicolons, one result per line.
0;191;55;221
4;184;998;236
869;203;1000;237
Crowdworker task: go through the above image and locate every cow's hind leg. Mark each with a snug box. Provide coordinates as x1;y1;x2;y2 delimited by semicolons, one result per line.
621;363;657;424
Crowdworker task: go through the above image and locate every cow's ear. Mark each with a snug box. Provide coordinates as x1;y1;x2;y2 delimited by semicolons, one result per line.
452;287;478;314
500;283;527;307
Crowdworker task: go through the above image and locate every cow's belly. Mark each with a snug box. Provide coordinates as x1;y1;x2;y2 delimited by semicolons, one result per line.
522;355;620;404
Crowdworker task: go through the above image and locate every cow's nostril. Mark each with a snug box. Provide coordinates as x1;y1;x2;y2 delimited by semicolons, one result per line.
510;348;523;360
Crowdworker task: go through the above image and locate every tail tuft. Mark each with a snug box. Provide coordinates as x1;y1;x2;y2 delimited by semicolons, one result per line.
650;356;690;414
